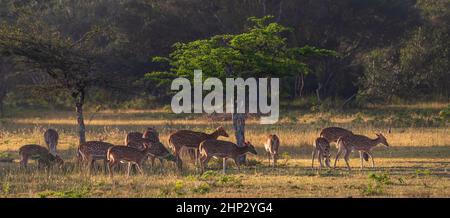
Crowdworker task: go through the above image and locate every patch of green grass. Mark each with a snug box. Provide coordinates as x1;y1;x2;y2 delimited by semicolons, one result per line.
37;186;90;198
191;182;210;194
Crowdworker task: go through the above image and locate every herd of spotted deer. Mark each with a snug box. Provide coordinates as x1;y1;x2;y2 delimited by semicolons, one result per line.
16;126;390;177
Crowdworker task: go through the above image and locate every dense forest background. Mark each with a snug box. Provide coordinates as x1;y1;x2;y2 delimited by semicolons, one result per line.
0;0;448;114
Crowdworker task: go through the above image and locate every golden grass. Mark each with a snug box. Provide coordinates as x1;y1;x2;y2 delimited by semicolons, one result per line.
0;106;449;198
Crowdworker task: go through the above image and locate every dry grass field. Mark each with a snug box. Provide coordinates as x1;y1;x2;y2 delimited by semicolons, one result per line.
0;102;449;198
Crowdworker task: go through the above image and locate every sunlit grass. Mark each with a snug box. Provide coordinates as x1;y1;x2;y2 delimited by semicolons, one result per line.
0;104;449;197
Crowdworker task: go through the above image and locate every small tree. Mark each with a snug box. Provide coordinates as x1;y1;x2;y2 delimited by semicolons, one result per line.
147;16;334;162
0;23;105;144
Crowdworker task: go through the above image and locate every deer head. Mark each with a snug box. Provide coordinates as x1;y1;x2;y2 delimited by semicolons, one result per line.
375;133;389;147
244;141;258;155
216;126;229;137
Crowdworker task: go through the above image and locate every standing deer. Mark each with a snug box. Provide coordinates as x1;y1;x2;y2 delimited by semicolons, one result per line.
334;133;390;170
19;144;63;169
311;137;331;169
168;126;229;171
107;143;152;177
320;127;370;162
78;141;114;174
264;134;280;167
44;129;59;156
199;139;257;174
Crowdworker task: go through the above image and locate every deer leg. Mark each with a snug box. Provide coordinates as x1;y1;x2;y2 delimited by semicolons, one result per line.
194;148;198;167
136;162;144;175
359;151;364;170
20;155;28;169
200;156;209;174
88;158;95;175
334;148;343;169
127;163;132;177
175;147;183;172
311;148;317;169
267;152;271;167
223;158;227;174
367;152;375;168
318;152;324;170
234;158;241;173
108;161;116;178
103;159;108;174
272;154;278;167
344;149;351;171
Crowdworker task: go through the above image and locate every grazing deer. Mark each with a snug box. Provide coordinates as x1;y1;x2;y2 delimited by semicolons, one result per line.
320;126;370;162
168;126;229;170
334;133;390;170
44;129;59;156
143;127;160;142
127;137;176;168
124;127;159;146
264;134;280;167
78;141;114;174
199;139;257;174
19;144;63;169
311;137;331;169
107;143;152;177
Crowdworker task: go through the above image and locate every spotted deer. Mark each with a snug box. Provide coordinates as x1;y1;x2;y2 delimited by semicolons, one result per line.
311;137;331;169
168;126;229;170
44;129;59;156
107;143;152;177
124;127;159;146
127;137;176;168
78;141;114;174
320;127;370;162
264;134;280;167
199;139;257;174
19;144;63;169
334;133;390;170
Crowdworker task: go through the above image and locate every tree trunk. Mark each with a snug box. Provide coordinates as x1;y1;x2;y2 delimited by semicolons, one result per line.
75;90;86;144
0;89;5;118
0;97;4;117
232;112;246;164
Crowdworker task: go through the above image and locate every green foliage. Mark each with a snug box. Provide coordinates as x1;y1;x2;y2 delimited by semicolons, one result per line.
191;182;211;194
363;172;393;196
37;186;90;198
439;104;450;120
146;15;334;92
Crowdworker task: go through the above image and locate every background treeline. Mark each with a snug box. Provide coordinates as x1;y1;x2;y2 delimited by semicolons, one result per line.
0;0;448;113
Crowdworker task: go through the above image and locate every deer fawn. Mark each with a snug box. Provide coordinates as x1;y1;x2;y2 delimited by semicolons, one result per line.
44;129;59;156
264;134;280;167
334;133;390;170
78;141;114;174
312;137;331;170
19;144;63;169
107;143;152;177
168;126;229;171
199;139;257;174
320;126;370;162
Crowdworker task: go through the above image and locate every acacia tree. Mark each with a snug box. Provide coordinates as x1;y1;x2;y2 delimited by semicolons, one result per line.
0;23;106;144
147;16;334;162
